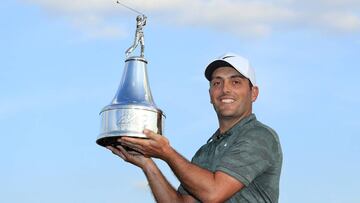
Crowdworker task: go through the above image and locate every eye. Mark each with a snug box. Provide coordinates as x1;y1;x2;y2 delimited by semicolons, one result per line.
232;79;242;85
211;80;221;87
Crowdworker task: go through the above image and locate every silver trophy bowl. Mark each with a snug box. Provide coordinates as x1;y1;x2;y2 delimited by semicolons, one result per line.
97;56;165;147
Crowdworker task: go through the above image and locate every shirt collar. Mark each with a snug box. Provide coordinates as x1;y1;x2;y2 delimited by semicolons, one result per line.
209;114;256;142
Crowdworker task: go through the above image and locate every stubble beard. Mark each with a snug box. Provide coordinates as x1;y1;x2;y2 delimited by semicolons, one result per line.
214;102;251;124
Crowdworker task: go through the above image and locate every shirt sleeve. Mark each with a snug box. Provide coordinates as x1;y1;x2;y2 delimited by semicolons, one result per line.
215;128;275;186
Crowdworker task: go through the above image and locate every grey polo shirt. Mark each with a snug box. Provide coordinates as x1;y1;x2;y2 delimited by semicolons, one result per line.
178;114;282;203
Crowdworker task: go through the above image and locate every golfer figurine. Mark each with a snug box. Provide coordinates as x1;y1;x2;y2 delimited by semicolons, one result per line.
126;14;147;58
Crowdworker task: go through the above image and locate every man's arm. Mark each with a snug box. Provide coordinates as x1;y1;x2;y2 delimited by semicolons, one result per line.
142;15;147;26
119;130;245;202
107;145;196;203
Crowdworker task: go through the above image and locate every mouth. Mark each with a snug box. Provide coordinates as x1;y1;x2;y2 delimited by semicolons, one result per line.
220;98;235;104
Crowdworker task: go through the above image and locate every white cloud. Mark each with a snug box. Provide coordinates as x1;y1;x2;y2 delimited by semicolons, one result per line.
319;12;360;32
22;0;360;39
69;14;127;39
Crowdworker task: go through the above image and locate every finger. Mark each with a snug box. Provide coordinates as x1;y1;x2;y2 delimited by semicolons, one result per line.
116;145;129;156
119;136;148;145
106;146;123;158
106;146;126;160
117;145;145;159
118;137;150;150
143;129;158;139
115;142;147;156
106;146;118;153
119;140;144;152
127;149;144;156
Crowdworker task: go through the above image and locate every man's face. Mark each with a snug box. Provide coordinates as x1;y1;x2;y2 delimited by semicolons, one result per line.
209;66;258;121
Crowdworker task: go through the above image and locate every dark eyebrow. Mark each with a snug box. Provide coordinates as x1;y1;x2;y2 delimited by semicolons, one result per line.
230;75;246;79
211;76;222;81
211;74;246;81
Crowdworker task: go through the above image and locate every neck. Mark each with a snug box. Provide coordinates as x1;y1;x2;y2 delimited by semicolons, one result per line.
218;112;251;134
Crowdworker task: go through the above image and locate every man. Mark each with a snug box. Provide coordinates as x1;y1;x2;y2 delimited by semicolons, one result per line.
125;14;147;58
107;52;283;202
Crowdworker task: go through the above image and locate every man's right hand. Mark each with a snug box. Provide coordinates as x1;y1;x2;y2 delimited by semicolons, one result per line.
106;145;154;170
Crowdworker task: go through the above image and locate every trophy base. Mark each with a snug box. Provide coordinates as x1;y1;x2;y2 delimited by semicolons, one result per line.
97;105;165;148
97;135;147;153
96;135;121;147
96;133;147;147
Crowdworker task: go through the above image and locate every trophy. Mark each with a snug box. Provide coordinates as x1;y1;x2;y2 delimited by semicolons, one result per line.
96;13;165;147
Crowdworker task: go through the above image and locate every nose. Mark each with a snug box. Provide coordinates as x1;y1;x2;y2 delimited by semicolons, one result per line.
222;80;231;93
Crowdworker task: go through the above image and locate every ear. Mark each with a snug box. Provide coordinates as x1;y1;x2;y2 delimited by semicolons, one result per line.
251;86;259;102
209;88;213;104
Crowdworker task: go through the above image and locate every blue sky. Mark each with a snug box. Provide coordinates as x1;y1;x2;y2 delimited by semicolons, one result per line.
1;0;360;202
